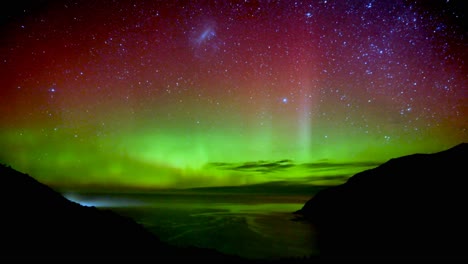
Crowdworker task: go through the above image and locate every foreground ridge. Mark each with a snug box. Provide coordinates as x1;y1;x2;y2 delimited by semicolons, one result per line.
0;164;243;262
296;143;468;260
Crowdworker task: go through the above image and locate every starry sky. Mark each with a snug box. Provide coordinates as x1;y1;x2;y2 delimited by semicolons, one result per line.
1;0;467;190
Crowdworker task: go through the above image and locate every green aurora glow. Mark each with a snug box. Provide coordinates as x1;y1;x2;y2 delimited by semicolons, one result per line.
0;1;466;190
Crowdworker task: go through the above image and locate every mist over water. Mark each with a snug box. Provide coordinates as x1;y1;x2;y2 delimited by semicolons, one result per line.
65;191;318;260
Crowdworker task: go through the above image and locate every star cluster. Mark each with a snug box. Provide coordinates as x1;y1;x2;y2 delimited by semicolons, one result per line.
0;0;466;189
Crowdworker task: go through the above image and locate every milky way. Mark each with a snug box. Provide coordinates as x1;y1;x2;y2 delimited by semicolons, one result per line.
1;0;467;189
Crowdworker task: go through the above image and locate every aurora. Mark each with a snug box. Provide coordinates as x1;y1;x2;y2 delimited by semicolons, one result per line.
1;0;466;190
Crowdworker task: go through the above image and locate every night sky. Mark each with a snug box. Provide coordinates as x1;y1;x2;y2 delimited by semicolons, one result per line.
1;0;467;190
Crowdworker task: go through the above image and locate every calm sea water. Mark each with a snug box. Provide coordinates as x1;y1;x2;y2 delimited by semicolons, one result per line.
64;191;319;260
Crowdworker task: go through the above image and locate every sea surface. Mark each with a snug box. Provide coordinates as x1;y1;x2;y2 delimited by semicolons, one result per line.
64;191;319;260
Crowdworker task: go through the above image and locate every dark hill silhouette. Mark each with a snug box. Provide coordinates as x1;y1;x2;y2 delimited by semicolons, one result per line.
0;164;244;262
295;143;468;260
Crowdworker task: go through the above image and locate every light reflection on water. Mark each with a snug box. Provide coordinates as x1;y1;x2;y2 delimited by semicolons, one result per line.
64;192;318;260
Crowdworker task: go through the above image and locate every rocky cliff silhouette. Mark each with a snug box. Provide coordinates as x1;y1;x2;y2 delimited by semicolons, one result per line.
295;143;468;260
0;164;243;261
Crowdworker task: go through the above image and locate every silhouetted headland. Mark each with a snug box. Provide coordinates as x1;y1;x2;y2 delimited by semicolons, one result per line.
295;143;468;260
0;164;245;262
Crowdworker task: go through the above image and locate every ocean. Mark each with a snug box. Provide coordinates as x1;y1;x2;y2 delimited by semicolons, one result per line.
64;191;319;260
